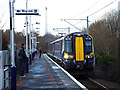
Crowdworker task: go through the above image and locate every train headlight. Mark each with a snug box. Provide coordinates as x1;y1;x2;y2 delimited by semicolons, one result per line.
88;55;93;58
64;54;69;59
86;52;94;59
64;53;73;59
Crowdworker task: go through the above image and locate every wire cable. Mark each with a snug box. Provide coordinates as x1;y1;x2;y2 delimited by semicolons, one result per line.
72;7;118;31
89;7;118;23
71;0;102;18
0;18;9;29
0;0;9;30
0;11;4;24
89;0;117;17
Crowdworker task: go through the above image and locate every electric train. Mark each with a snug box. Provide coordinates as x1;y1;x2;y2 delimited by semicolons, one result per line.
48;32;95;72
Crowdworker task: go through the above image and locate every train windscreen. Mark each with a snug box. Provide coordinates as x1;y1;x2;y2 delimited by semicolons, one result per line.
85;39;92;54
65;40;72;54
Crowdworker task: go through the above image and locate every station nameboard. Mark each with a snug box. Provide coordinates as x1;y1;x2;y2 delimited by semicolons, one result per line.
16;9;39;15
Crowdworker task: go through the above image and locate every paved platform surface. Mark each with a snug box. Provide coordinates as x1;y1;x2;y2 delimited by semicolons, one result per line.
17;54;86;89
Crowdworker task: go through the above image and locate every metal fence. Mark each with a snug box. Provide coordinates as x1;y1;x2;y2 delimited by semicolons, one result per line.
0;49;34;89
0;50;11;89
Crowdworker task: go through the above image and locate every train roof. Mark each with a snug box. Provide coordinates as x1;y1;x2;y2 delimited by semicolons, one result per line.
50;36;64;44
50;32;92;44
68;32;92;38
65;32;90;37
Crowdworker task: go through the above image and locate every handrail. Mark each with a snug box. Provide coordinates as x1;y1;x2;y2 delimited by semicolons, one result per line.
4;67;9;72
4;64;12;67
0;50;10;89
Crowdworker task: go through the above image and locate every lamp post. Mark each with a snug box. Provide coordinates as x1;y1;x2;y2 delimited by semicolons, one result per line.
31;22;40;60
9;0;16;89
26;0;28;57
29;16;32;64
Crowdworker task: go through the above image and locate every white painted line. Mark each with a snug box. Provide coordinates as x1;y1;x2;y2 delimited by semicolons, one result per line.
45;54;88;90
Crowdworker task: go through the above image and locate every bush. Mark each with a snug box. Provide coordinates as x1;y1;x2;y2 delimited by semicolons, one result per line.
95;52;117;66
95;52;120;83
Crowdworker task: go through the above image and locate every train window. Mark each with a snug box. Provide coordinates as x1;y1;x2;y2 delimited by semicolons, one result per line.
85;40;92;54
65;40;72;54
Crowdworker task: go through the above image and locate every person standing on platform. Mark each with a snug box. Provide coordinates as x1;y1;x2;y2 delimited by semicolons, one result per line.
18;44;27;77
39;47;42;58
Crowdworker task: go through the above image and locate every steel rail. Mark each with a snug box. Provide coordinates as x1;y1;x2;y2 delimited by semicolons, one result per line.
88;77;109;90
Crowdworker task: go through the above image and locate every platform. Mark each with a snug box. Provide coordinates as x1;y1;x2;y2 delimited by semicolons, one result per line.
17;54;87;89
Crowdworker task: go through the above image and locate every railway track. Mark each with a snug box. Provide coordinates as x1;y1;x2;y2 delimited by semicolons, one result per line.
47;54;109;89
88;77;108;89
72;73;109;89
77;76;109;89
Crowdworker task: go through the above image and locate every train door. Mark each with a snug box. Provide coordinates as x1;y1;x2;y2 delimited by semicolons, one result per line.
75;37;84;62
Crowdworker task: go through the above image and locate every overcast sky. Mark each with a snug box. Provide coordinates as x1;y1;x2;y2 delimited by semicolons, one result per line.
0;0;119;36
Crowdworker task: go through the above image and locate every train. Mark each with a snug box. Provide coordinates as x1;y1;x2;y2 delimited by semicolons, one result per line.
48;32;95;74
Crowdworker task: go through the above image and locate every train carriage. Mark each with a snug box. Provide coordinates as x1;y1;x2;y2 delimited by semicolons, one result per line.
48;32;95;72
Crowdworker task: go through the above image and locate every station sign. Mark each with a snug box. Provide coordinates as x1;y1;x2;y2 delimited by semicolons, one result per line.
16;9;39;15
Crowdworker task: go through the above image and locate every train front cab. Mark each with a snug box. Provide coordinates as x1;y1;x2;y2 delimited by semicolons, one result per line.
74;36;84;69
62;34;85;70
62;35;74;69
62;33;95;71
74;34;95;70
85;35;95;70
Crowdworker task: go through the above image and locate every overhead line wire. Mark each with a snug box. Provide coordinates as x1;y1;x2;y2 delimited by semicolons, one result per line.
63;0;118;33
71;0;102;19
74;0;118;26
0;11;4;24
73;6;118;30
0;0;9;30
0;18;9;29
89;0;117;17
90;7;118;22
67;0;102;30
